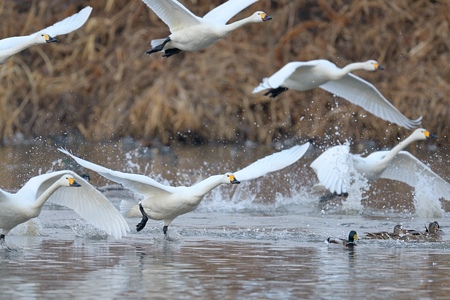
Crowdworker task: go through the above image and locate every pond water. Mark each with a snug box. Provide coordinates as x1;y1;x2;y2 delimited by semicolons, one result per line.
0;142;449;299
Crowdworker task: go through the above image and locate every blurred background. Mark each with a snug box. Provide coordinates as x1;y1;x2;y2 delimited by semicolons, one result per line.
0;0;448;149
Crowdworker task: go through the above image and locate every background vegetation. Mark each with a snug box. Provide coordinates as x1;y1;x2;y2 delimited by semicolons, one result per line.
0;0;448;148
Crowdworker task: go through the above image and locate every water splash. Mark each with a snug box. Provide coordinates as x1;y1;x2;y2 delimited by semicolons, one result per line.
413;174;445;218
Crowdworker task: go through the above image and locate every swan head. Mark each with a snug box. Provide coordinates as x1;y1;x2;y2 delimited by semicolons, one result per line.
251;11;272;22
58;175;81;187
37;33;58;44
225;173;240;185
413;128;437;140
364;60;384;71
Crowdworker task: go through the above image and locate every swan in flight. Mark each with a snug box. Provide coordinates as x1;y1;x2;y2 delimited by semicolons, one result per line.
310;128;449;200
59;143;309;237
0;171;129;249
141;0;272;57
0;6;92;63
252;59;422;130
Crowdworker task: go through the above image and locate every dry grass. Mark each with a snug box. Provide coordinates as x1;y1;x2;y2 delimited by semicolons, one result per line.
0;0;448;147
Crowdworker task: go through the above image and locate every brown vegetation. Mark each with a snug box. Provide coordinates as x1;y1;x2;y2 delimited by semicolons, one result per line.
0;0;448;148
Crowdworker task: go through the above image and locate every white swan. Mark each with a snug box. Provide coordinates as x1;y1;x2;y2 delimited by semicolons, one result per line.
141;0;272;57
0;171;129;248
310;128;449;200
59;143;309;237
0;6;92;63
252;59;422;130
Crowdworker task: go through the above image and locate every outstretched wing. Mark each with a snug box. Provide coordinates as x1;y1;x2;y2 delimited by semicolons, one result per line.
233;142;309;181
59;148;176;198
141;0;201;32
203;0;258;24
36;6;92;37
310;144;351;194
320;73;422;130
17;170;129;239
380;151;450;199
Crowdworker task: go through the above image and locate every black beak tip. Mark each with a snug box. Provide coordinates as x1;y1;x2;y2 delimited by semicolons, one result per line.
232;179;241;185
264;15;272;21
48;37;59;43
72;182;81;187
377;65;385;70
430;133;438;139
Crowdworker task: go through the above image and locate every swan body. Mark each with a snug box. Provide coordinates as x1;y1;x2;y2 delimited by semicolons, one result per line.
252;59;422;130
59;143;309;236
142;0;272;57
311;129;449;199
0;6;92;63
0;171;129;247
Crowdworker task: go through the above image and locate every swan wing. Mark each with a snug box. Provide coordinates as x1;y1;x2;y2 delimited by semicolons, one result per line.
233;142;309;181
319;73;422;130
310;144;351;194
58;148;176;198
17;170;129;239
252;62;317;93
35;6;93;37
380;152;450;199
141;0;201;32
203;0;258;24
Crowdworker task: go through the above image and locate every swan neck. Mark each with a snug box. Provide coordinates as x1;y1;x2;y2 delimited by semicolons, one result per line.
30;181;63;210
341;62;366;75
225;17;255;32
192;175;225;197
380;134;417;163
0;37;38;58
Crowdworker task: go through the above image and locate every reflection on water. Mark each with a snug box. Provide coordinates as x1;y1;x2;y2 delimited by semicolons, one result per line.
0;143;449;298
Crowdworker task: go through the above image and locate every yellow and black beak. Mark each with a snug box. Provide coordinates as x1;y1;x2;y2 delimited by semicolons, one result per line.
229;175;241;185
44;34;59;43
375;63;385;70
424;131;438;139
261;13;272;21
68;178;81;187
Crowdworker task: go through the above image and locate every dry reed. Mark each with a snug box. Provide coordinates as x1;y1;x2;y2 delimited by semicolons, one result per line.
0;0;448;148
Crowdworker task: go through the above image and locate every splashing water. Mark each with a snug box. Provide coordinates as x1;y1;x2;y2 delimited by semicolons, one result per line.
413;173;445;218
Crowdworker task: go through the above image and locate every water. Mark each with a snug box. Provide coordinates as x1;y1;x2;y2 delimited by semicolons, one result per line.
0;142;449;299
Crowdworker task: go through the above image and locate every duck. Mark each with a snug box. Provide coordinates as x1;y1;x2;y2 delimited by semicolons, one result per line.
363;225;406;240
310;129;449;201
326;230;358;248
0;171;129;249
252;59;422;130
59;143;310;238
0;6;92;63
400;222;443;241
141;0;272;57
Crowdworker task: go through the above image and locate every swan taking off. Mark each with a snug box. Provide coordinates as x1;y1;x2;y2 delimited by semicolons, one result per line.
141;0;272;57
59;143;309;237
252;59;422;130
0;6;92;63
310;128;449;200
0;171;129;249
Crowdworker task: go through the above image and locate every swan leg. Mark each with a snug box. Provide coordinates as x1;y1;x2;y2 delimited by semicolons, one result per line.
136;203;149;232
162;48;181;57
319;192;349;202
264;87;289;98
146;37;171;55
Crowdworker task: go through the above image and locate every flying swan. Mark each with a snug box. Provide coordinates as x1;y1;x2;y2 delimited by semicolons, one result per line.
0;171;129;249
252;59;422;130
310;128;449;200
59;143;309;237
141;0;272;57
0;6;92;63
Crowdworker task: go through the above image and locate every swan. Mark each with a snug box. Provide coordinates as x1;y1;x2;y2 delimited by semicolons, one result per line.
252;59;422;130
59;143;309;237
141;0;272;57
0;6;92;63
0;171;129;249
310;128;449;200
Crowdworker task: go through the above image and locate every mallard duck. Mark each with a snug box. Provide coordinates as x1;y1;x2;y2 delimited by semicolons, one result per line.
400;222;443;241
364;225;406;240
326;230;358;248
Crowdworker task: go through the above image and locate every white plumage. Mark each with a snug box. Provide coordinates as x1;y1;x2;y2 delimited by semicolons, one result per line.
0;171;129;248
0;6;92;63
253;59;422;130
141;0;272;57
59;143;309;237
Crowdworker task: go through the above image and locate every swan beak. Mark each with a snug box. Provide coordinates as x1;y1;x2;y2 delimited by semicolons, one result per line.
261;13;272;21
44;34;59;43
375;63;385;70
229;175;241;185
425;131;438;139
68;178;81;187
